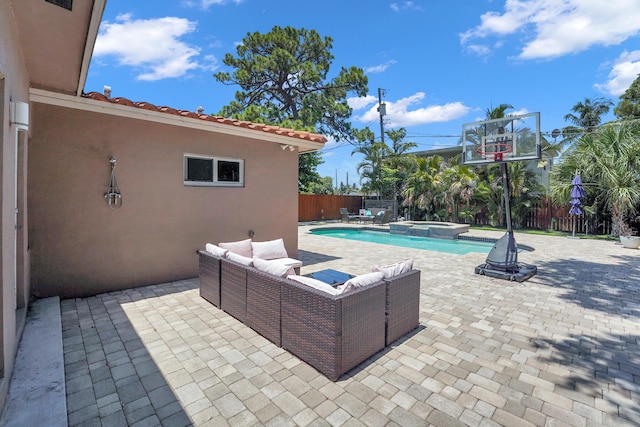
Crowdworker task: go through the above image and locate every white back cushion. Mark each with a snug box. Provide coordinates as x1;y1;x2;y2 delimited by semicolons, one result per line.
337;272;385;294
252;238;288;260
225;251;253;266
219;238;252;258
253;258;295;277
287;275;340;295
372;259;413;279
205;243;228;257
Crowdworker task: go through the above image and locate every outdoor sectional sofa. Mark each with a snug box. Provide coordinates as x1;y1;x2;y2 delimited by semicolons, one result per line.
198;242;421;381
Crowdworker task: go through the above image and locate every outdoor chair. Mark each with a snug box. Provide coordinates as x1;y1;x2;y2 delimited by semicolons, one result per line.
340;208;358;223
373;210;391;225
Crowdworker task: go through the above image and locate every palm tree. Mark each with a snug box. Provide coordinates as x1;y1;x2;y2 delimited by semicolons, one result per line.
561;97;613;148
402;156;445;220
551;121;640;236
385;128;417;217
486;103;514;119
441;164;478;222
352;140;392;199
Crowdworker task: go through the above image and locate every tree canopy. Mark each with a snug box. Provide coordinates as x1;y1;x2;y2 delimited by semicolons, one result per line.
614;73;640;121
213;26;368;142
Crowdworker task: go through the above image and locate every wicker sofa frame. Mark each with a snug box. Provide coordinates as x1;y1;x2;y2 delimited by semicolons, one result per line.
198;250;421;380
384;269;421;346
281;278;386;381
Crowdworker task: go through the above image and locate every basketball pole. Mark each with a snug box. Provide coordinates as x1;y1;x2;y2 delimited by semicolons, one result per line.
501;162;513;235
498;161;518;269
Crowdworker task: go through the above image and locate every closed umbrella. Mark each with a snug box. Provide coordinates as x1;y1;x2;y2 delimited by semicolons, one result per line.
569;175;585;237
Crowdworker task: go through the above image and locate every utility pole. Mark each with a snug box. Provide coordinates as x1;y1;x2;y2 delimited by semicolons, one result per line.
377;88;387;144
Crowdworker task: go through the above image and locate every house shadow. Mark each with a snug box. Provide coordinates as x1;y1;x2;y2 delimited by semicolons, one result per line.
533;254;640;317
62;282;193;426
297;249;341;267
533;332;640;424
529;254;640;424
337;324;426;381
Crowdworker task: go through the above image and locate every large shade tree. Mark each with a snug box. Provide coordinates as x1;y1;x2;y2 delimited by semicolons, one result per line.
214;26;368;142
614;73;640;121
213;26;368;192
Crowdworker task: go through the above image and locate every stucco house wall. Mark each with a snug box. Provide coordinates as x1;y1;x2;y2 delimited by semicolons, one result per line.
0;0;32;409
28;102;301;298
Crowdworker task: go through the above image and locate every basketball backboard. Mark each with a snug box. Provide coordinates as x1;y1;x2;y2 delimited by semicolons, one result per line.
461;112;541;165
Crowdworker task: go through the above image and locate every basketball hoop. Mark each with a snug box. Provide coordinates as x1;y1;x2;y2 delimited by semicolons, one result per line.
476;143;513;162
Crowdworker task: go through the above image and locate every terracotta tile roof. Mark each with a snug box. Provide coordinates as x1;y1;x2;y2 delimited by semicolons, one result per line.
82;92;328;144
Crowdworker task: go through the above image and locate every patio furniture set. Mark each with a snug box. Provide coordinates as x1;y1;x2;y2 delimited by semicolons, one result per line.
198;238;421;381
340;208;392;225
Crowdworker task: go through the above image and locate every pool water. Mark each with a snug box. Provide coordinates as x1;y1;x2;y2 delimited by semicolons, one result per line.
311;228;495;255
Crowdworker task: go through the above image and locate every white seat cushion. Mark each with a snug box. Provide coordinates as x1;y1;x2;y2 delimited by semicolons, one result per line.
276;257;303;268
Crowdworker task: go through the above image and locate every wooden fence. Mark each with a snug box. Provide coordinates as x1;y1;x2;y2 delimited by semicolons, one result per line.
300;194;613;235
298;194;362;222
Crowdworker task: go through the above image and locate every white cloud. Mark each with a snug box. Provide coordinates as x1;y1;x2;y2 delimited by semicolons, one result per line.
389;2;423;12
183;0;242;8
365;60;397;74
466;44;492;57
93;14;212;81
353;92;471;127
347;95;377;110
461;0;640;60
595;50;640;96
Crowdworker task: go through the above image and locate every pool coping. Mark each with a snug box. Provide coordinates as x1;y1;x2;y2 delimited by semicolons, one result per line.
308;225;536;253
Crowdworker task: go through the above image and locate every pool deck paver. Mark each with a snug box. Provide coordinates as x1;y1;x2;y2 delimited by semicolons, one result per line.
7;223;640;426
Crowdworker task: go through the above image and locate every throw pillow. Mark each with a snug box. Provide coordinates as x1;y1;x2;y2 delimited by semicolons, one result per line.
205;243;228;257
372;259;414;279
337;272;385;294
251;238;288;260
287;275;340;296
219;238;252;258
225;251;253;266
253;258;295;277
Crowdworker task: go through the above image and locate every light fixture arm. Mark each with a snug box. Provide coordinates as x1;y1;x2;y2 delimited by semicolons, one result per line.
105;156;122;209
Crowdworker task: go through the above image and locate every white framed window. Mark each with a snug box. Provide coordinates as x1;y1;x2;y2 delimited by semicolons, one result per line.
184;154;244;187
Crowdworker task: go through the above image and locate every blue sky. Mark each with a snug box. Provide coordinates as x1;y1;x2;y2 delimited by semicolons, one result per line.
85;0;640;188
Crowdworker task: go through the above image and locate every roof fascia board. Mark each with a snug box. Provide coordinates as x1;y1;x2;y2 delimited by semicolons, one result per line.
77;0;107;96
30;88;323;151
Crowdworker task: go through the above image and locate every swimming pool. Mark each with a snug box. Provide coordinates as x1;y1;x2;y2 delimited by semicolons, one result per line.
310;228;495;255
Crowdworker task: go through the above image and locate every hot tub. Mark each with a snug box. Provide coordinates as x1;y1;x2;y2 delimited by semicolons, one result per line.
389;221;470;240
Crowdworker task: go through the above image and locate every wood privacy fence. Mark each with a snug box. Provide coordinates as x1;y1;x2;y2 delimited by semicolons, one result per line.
299;194;612;234
298;195;362;222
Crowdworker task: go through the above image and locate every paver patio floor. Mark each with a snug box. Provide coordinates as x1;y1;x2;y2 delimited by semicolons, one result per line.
61;225;640;426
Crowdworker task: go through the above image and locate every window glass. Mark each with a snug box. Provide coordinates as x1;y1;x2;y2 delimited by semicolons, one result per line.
186;157;213;182
184;155;243;187
218;160;240;182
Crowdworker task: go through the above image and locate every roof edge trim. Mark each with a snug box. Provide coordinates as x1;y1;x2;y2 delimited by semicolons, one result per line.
77;0;107;96
29;89;325;152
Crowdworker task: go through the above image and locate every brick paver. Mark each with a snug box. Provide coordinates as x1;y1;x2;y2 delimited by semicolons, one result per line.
61;224;640;426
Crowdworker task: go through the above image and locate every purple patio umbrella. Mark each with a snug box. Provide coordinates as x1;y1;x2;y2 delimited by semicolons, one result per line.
569;175;585;237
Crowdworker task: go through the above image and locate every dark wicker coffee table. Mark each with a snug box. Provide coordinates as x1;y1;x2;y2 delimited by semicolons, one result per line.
304;269;355;286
